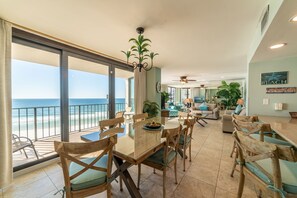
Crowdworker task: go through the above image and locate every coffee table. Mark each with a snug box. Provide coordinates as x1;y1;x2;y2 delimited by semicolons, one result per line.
191;113;208;127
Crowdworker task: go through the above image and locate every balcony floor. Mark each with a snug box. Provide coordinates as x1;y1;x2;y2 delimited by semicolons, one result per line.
13;127;101;167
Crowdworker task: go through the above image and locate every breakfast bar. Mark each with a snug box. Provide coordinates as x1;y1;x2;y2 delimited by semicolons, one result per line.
259;116;297;147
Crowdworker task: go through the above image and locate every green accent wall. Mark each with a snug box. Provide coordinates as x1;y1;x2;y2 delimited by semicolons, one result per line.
146;67;161;112
248;56;297;117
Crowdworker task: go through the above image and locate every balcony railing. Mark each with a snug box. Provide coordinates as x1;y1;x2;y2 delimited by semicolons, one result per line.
12;103;126;141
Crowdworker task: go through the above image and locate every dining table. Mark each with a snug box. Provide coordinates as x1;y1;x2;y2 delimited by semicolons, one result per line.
258;115;297;148
80;117;181;198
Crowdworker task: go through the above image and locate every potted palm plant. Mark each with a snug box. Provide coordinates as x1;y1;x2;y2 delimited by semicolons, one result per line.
143;100;160;118
161;91;170;109
216;81;241;109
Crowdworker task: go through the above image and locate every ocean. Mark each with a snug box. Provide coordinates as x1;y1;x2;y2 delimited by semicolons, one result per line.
12;98;125;108
12;98;126;140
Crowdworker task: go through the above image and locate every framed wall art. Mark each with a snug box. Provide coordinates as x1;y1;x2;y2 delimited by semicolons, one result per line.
261;71;288;85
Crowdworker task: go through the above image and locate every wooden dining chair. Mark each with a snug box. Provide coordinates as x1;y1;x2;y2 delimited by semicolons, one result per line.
100;127;124;139
233;130;297;198
137;125;182;198
115;111;125;118
230;114;275;158
99;117;124;131
132;113;148;123
54;135;117;198
178;111;190;121
230;119;292;177
179;118;195;171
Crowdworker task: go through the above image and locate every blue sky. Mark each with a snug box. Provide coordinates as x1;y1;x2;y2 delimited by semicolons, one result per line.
12;60;126;99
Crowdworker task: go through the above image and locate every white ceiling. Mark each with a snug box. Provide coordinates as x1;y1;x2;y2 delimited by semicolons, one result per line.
0;0;270;86
251;0;297;63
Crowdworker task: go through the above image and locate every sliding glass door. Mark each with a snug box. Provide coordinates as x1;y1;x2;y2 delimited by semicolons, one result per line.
11;42;60;169
115;68;134;115
68;55;109;142
11;28;134;170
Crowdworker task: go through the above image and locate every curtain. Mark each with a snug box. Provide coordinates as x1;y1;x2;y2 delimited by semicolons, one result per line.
134;70;146;114
0;19;12;189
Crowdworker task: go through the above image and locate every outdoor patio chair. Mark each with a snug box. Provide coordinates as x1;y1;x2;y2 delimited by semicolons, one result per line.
12;134;39;159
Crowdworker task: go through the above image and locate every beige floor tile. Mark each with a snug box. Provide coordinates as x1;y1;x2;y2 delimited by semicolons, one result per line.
40;189;63;198
198;147;222;159
47;169;65;190
43;163;62;176
139;178;175;198
192;154;221;170
13;169;48;187
216;170;257;197
219;157;235;173
174;175;216;198
186;162;219;186
215;187;237;198
3;176;57;198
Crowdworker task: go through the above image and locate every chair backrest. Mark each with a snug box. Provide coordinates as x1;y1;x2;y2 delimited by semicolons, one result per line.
232;119;263;135
115;111;125;118
232;114;258;122
125;107;132;112
163;125;182;163
233;130;297;197
100;127;124;139
133;113;148;123
182;118;195;139
54;135;117;196
99;117;124;131
178;111;189;120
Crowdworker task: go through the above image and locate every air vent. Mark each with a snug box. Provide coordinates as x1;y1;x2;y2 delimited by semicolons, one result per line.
261;5;270;34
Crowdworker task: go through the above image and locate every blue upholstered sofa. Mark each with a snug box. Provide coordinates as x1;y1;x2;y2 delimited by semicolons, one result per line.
165;102;183;117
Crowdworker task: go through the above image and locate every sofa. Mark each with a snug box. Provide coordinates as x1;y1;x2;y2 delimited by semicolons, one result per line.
190;103;220;120
165;102;183;117
222;107;246;133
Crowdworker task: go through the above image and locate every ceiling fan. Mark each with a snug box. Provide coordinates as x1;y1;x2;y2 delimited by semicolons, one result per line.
173;76;196;83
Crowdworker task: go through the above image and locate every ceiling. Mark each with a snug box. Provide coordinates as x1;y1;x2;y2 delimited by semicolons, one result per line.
0;0;271;86
251;0;297;63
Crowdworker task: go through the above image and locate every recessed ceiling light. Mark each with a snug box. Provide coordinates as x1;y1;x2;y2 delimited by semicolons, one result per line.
289;15;297;22
270;43;287;49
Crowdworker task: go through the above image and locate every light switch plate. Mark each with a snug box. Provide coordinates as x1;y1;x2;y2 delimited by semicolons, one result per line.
263;98;269;105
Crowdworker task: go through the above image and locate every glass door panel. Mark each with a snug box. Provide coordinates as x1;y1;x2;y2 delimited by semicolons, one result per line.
68;56;109;142
11;43;60;168
115;68;134;116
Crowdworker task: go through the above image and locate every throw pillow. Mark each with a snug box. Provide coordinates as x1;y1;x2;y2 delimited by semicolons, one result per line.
199;103;208;111
234;105;242;115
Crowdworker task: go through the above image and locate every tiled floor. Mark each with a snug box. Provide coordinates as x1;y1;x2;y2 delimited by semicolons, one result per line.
3;119;258;198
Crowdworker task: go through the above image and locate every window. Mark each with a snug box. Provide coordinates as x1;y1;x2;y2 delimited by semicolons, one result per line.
168;87;176;104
